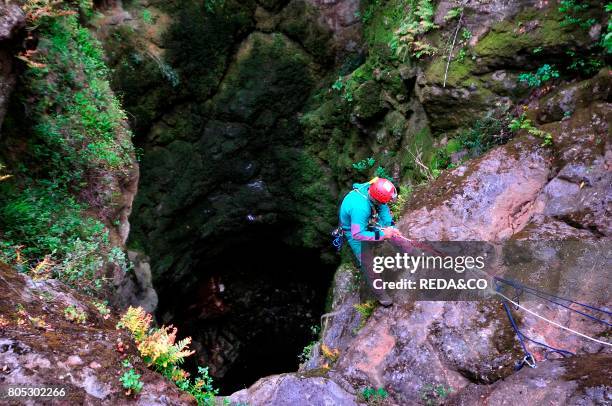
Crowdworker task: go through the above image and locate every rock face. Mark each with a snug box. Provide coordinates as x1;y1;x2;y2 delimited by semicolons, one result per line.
0;263;194;405
227;71;611;403
227;373;359;406
0;4;24;133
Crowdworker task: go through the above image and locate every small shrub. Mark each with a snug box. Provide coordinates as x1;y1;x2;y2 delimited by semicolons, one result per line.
352;157;376;171
93;301;111;318
362;387;389;405
120;368;144;395
298;324;321;364
518;64;560;87
389;185;411;221
117;307;219;405
508;114;554;147
64;305;87;324
390;0;438;60
142;9;154;24
444;7;462;21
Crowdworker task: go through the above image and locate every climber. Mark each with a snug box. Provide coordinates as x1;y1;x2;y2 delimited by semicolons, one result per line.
338;177;403;307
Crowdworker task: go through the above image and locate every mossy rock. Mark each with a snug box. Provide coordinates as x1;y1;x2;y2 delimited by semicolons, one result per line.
278;0;334;63
352;80;386;121
474;7;591;67
257;0;291;12
211;32;317;123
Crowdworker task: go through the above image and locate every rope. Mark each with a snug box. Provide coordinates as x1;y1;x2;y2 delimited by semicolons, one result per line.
496;290;612;347
393;235;446;256
496;282;574;364
495;277;612;318
498;280;611;327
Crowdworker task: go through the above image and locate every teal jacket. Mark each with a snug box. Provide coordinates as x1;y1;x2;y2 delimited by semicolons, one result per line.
339;182;394;242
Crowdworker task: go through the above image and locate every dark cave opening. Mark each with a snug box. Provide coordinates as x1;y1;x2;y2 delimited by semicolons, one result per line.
154;224;337;394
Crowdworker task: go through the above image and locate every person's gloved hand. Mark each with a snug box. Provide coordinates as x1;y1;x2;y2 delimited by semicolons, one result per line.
382;227;402;239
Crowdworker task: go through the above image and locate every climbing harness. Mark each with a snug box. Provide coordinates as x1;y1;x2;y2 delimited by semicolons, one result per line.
331;226;344;251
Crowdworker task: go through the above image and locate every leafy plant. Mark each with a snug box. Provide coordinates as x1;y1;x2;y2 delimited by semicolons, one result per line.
117;307;220;405
175;366;218;406
508;114;553;146
389;185;411;221
0;2;134;291
142;9;154;24
64;305;87;324
518;64;560;87
354;300;377;330
352;157;376;171
298;324;321;364
444;7;463;21
120;368;144;395
390;0;438;60
362;387;389;405
93;301;111;318
357;0;381;24
559;0;596;29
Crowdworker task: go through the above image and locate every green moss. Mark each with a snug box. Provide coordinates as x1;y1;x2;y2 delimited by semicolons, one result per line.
424;56;476;87
353;80;385;120
278;0;333;62
475;7;588;59
0;10;133;291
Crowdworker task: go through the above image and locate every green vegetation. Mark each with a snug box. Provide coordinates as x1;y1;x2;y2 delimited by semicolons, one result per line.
518;64;560;87
420;383;453;405
559;0;596;29
0;2;133;292
352;157;377;171
119;364;144;396
142;9;154;24
508;115;553;146
390;0;438;60
117;307;220;405
362;387;389;405
444;7;463;21
298;325;321;364
603;3;612;52
64;305;87;324
354;300;377;330
389;185;412;221
175;367;218;406
93;301;111;318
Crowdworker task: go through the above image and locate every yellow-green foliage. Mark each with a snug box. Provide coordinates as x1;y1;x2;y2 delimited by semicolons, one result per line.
64;305;87;324
116;306;153;342
354;300;377;330
389;185;412;221
117;307;219;405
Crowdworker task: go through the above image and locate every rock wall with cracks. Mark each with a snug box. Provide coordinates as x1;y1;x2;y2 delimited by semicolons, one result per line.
229;76;611;404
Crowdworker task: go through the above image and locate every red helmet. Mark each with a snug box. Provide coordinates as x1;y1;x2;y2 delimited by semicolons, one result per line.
368;177;396;203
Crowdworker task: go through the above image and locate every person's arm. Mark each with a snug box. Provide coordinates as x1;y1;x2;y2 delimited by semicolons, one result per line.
350;206;384;241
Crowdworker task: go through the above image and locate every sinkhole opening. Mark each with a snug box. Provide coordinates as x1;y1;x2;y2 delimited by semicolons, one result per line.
154;224;337;394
